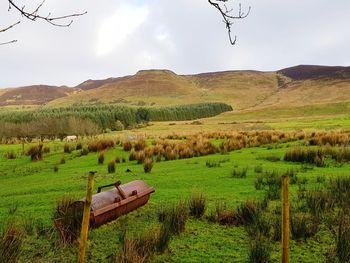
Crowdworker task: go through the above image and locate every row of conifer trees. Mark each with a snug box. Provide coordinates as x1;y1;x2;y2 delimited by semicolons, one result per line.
0;103;232;138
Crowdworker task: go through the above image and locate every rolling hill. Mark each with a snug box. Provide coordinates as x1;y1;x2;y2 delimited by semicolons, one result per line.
0;65;349;111
0;85;75;106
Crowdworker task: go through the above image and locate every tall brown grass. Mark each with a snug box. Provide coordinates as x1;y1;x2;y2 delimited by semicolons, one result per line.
88;139;115;152
123;141;132;151
143;158;153;173
134;139;147;151
0;221;23;263
27;144;43;161
53;197;83;244
108;160;116;173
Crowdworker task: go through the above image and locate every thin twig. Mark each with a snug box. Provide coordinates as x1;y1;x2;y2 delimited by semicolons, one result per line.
0;21;20;33
7;0;87;27
0;39;17;45
208;0;251;45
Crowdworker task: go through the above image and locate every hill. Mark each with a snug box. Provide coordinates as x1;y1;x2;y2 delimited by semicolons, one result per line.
0;65;349;110
0;85;75;106
278;65;350;80
48;69;278;109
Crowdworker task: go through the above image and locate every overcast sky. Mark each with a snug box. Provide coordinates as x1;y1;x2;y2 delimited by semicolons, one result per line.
0;0;349;88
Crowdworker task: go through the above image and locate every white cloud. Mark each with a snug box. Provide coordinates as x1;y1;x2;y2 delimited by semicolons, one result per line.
95;4;149;56
0;0;349;88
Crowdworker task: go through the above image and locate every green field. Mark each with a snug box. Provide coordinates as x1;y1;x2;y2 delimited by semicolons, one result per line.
137;102;350;136
1;132;349;262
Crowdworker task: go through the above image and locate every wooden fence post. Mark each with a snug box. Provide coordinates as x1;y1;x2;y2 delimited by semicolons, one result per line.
78;171;95;263
282;175;290;263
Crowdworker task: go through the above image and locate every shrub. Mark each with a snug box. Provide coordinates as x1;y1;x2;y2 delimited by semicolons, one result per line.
304;189;333;217
219;210;242;226
118;224;171;263
134;139;147;151
208;202;242;226
129;151;136;161
118;238;147;263
231;167;248;178
63;143;72;153
135;151;146;164
123;141;132;151
284;147;325;167
53;197;83;244
236;201;261;225
98;152;105;165
158;204;169;223
161;201;188;235
157;222;172;253
164;148;177;161
0;221;23;263
291;213;319;240
189;193;206;218
328;176;350;207
248;235;272;263
5;151;16;159
108;160;116;173
178;146;194;159
88;139;115;152
246;214;271;239
27;144;43;161
143;158;153;173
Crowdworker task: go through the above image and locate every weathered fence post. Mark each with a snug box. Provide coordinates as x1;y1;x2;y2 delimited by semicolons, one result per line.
282;175;289;263
78;171;95;263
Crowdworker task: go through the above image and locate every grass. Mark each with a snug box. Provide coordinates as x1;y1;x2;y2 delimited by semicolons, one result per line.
189;193;206;218
0;135;349;261
53;197;83;244
0;220;23;263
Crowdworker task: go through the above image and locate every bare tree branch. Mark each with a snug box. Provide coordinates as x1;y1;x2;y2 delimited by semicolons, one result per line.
0;39;17;45
0;21;20;33
7;0;87;27
208;0;251;45
0;0;86;45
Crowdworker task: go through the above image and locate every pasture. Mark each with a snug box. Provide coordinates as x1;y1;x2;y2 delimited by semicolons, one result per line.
1;130;350;262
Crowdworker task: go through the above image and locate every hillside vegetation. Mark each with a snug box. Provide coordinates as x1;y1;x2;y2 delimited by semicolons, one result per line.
0;65;349;112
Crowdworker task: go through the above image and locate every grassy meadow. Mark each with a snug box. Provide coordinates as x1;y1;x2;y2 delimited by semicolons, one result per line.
1;128;350;262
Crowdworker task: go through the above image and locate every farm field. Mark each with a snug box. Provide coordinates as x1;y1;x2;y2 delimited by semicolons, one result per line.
1;130;350;262
137;102;350;136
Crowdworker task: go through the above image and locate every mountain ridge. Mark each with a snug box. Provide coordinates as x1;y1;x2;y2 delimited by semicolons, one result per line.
1;65;349;109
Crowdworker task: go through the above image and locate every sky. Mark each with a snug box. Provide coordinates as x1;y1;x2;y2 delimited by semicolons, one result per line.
0;0;349;88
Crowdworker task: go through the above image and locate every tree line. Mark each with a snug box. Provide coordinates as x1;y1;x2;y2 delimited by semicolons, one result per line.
0;103;232;139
